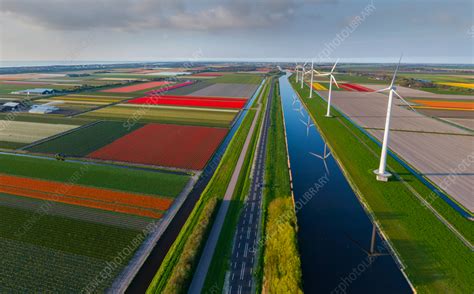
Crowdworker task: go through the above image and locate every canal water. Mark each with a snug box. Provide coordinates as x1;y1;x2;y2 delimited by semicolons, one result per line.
279;74;411;293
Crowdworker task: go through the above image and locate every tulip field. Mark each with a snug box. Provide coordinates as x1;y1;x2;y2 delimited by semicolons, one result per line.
127;95;247;109
88;123;228;170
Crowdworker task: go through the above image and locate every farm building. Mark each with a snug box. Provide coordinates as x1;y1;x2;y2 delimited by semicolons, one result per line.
28;104;59;114
11;88;55;95
0;102;21;112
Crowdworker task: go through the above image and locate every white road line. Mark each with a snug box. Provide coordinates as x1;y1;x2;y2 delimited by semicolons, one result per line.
238;242;241;249
238;285;242;294
244;243;248;258
240;262;246;280
232;273;235;281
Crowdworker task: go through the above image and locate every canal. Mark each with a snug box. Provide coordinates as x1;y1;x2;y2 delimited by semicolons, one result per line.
279;74;411;293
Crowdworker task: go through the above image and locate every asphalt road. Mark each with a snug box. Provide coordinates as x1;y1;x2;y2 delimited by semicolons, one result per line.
228;80;273;294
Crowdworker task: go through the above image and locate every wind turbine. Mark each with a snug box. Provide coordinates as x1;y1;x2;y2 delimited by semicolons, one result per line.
300;115;314;137
300;62;308;89
315;59;340;117
292;94;299;106
309;143;331;175
373;55;412;182
294;63;300;82
309;60;314;98
295;104;304;117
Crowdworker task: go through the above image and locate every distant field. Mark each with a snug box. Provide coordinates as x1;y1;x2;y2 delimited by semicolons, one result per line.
164;81;212;95
79;104;238;127
0;113;91;125
102;81;171;93
127;95;246;109
398;73;474;83
0;154;189;197
88;123;228;170
0;83;75;95
27;121;144;156
211;73;263;84
0;120;77;144
187;83;258;98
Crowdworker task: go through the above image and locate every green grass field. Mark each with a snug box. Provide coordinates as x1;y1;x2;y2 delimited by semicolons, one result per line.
0;83;75;95
27;121;144;156
290;78;474;293
211;73;264;84
0;153;189;197
0;141;28;149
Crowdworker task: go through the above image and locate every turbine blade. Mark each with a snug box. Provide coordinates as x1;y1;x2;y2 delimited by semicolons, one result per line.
375;87;391;93
332;75;340;88
323;160;330;175
331;58;339;74
299;119;308;126
394;90;417;112
309;152;324;160
390;54;403;88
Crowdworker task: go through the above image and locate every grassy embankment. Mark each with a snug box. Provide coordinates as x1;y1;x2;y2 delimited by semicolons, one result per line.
146;79;267;293
258;80;302;293
290;78;474;293
201;79;271;292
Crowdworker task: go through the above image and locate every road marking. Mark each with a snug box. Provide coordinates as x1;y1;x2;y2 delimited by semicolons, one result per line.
247;227;251;239
238;242;241;249
240;262;246;280
238;285;242;294
244;243;248;258
232;273;235;281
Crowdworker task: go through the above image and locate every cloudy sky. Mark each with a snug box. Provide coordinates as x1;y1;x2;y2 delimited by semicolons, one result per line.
0;0;472;64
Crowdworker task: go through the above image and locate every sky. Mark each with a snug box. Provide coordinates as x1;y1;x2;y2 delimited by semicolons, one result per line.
0;0;472;64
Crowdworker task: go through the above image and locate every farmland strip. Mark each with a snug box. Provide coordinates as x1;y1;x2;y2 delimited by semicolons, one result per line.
0;174;173;210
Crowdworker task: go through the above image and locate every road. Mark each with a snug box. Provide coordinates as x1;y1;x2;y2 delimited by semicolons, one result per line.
227;80;273;294
187;82;267;293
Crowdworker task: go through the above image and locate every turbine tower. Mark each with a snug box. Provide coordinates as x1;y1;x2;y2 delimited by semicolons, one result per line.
309;60;314;98
373;55;412;182
300;62;307;89
315;59;340;117
294;63;300;82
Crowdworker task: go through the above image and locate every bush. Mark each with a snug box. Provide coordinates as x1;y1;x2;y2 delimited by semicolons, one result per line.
263;198;302;294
